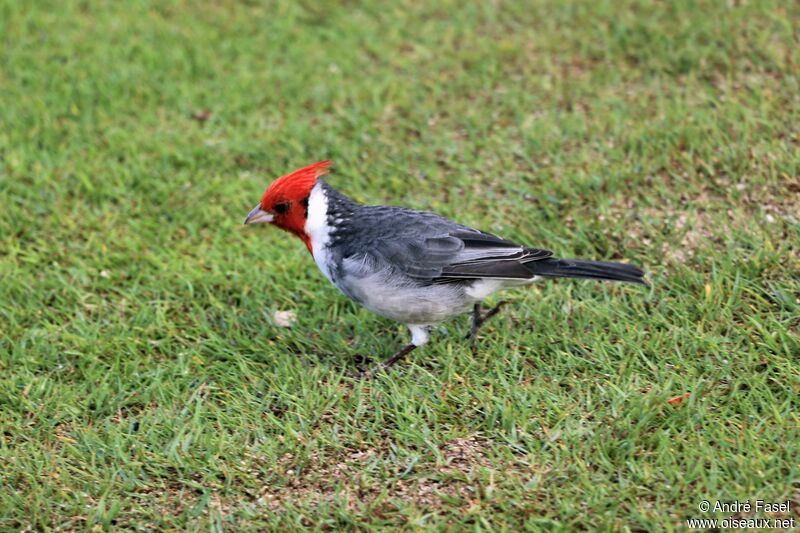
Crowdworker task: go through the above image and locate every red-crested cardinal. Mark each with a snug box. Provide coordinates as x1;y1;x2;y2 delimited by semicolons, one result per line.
245;161;645;376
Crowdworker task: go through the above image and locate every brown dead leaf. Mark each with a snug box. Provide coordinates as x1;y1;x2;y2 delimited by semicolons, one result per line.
191;109;212;122
667;393;691;406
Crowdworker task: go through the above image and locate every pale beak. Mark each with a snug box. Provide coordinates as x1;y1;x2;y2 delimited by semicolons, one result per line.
244;204;274;225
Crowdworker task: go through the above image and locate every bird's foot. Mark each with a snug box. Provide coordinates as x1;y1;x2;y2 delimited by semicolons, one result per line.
346;367;370;379
346;357;371;379
465;300;509;342
346;343;418;379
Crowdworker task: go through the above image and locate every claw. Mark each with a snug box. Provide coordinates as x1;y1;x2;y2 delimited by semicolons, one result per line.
346;368;370;379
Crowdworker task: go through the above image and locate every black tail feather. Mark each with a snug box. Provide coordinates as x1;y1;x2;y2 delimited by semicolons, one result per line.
525;258;647;285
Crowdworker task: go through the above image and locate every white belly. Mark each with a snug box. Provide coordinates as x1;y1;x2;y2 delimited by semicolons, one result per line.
335;257;536;324
337;271;472;324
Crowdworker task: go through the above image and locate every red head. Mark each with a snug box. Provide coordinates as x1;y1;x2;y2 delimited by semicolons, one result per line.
244;161;331;251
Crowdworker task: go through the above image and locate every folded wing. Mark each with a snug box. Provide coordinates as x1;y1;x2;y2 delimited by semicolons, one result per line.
367;226;552;282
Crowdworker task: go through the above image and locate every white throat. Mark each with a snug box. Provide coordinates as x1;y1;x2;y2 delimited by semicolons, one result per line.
304;181;333;281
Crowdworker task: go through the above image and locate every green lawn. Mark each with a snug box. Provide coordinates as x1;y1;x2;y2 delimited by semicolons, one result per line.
1;0;798;529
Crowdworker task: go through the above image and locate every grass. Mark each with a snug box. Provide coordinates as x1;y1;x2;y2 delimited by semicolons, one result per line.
1;0;798;529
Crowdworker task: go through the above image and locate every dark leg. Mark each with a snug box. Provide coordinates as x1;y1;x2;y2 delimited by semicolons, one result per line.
465;300;508;340
347;343;417;379
467;303;482;340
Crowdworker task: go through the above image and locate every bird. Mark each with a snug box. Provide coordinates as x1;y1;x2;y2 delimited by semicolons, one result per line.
244;161;646;377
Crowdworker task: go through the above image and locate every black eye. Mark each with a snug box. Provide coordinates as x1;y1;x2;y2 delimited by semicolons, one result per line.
273;202;290;215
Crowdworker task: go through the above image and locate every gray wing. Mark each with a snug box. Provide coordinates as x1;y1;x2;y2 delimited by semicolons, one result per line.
436;230;553;281
336;206;553;282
